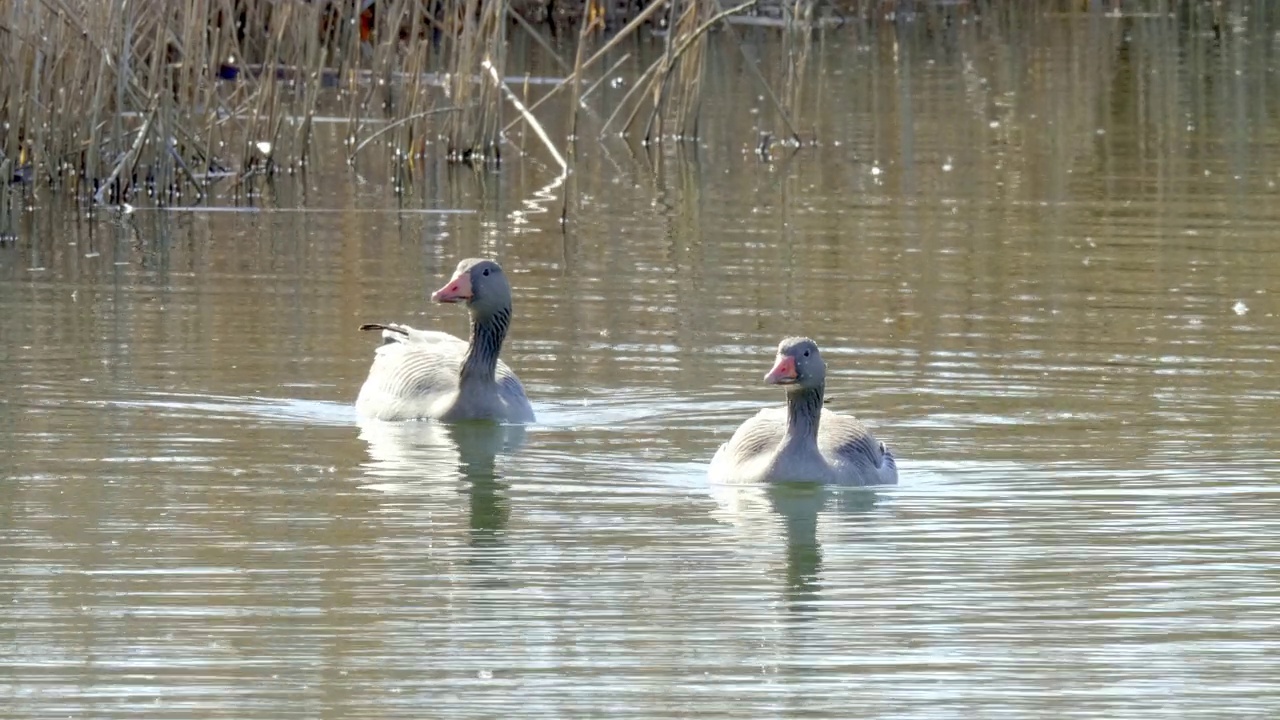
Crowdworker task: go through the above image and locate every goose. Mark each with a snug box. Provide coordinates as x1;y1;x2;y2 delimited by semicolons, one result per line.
355;258;535;423
709;337;897;485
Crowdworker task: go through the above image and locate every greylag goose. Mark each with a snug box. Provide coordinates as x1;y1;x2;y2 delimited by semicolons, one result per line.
355;258;535;423
709;337;897;485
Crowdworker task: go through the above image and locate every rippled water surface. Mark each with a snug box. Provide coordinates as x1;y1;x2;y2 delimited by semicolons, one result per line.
4;11;1280;719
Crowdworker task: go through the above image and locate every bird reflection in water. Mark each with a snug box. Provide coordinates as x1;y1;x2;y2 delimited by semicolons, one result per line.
710;481;880;619
357;418;527;557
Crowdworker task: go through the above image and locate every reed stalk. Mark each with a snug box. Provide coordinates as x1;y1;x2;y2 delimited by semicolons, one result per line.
2;0;819;203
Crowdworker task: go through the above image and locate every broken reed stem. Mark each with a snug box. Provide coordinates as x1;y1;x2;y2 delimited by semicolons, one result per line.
501;0;672;136
94;105;155;204
507;5;571;73
610;0;754;139
581;52;632;103
723;20;802;143
607;59;663;137
349;106;465;161
483;58;566;171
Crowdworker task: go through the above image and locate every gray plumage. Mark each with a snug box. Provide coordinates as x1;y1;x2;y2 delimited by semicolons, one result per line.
355;258;535;423
709;337;897;486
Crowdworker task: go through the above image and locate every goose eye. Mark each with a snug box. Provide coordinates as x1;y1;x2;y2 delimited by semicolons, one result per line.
482;268;490;276
803;350;810;357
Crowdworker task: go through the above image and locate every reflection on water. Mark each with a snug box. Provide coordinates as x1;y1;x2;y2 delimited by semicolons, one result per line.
5;9;1280;719
359;419;528;552
710;482;881;619
359;418;529;485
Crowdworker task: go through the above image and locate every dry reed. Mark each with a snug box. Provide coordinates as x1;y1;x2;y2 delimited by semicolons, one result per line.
2;0;826;205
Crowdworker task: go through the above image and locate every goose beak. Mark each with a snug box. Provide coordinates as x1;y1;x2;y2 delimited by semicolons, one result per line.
431;271;473;303
764;355;798;385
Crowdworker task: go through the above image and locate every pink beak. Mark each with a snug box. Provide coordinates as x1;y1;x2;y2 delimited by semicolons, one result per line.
764;355;798;385
431;271;473;303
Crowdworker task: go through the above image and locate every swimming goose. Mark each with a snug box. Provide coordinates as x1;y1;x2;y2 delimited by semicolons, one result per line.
709;337;897;485
355;258;535;423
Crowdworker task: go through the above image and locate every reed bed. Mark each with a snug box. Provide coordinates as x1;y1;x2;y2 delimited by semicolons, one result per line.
0;0;991;205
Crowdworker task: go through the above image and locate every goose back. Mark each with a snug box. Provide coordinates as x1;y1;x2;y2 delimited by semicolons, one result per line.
710;407;896;485
355;323;532;422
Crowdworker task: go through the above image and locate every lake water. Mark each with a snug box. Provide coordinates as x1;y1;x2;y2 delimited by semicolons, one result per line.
3;10;1280;719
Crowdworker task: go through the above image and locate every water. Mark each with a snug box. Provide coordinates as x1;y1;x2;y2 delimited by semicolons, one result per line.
4;11;1280;718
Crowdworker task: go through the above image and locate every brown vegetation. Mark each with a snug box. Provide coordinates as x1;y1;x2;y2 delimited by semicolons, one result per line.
0;0;858;204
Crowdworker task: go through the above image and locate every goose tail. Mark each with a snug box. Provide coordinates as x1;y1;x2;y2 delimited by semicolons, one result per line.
878;442;899;485
359;322;411;346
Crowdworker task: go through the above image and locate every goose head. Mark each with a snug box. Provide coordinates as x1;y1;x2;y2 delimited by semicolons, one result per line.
431;258;512;317
764;337;826;391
